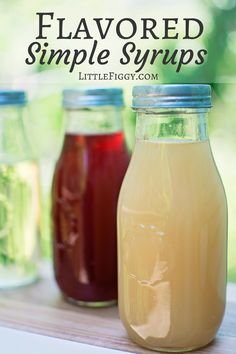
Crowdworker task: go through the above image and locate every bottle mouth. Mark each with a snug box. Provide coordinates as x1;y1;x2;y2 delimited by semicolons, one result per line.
132;84;212;110
0;90;27;106
63;87;124;109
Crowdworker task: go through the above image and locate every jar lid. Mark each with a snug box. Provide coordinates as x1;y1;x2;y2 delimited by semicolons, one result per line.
132;84;212;109
63;87;124;108
0;90;27;106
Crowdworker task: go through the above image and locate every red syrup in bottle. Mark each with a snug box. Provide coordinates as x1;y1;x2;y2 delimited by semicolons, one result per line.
52;131;130;305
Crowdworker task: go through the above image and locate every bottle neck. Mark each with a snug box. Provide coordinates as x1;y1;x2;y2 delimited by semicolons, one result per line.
64;106;123;135
135;108;209;142
0;106;31;162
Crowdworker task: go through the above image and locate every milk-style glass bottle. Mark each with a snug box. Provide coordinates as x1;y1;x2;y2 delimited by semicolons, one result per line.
118;85;227;352
0;90;40;288
52;88;130;307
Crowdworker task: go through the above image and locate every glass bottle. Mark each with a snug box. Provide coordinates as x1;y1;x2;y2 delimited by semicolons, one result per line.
52;88;130;307
0;90;40;288
118;85;227;352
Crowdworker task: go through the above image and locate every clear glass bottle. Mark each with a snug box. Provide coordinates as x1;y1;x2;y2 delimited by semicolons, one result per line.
0;90;40;288
52;88;130;307
118;85;227;352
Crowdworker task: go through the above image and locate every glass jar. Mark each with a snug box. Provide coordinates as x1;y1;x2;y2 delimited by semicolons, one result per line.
52;88;130;307
118;85;227;352
0;90;40;288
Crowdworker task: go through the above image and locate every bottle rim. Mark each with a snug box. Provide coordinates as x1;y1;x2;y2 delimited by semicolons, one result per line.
0;90;27;106
132;84;212;109
63;87;124;109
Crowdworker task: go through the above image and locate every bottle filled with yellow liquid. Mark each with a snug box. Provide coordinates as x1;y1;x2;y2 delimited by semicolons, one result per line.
0;91;40;288
118;85;227;352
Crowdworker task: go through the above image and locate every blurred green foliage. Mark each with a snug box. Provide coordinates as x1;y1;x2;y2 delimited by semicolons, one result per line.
130;0;236;281
0;0;235;281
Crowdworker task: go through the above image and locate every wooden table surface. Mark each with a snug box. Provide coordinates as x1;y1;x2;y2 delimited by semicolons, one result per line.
0;266;235;354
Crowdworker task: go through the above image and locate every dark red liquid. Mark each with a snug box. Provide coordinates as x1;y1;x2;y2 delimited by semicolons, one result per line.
52;132;130;303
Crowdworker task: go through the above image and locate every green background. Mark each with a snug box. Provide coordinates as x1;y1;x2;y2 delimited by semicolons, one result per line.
0;0;235;280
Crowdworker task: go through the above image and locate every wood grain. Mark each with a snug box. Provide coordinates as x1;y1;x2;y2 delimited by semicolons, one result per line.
0;268;235;354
